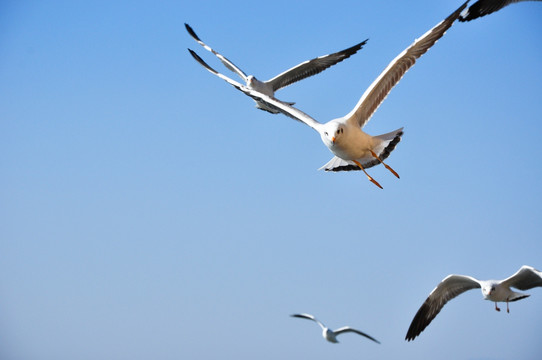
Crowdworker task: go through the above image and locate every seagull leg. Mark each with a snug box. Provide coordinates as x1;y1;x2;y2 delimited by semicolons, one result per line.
370;150;400;179
494;302;501;312
353;160;382;189
506;299;510;313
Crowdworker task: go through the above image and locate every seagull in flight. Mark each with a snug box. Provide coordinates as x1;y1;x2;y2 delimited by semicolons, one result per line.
188;2;467;188
185;23;367;114
459;0;541;21
405;265;542;341
290;313;380;344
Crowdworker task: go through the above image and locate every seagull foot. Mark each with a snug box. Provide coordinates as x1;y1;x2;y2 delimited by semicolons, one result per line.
384;164;400;179
370;150;399;179
369;177;383;189
353;160;383;189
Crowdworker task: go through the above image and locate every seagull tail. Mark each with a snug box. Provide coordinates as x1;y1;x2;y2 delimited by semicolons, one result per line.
373;127;404;162
318;128;404;172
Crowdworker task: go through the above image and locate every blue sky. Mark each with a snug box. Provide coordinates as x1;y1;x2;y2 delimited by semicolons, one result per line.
1;1;541;359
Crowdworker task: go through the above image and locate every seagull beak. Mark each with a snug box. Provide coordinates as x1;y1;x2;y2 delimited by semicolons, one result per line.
331;137;336;143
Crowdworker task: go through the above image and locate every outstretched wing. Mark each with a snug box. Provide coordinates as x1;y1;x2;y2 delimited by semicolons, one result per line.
290;313;326;330
188;49;322;131
459;0;537;22
266;40;368;92
343;1;468;129
185;23;248;82
334;327;380;344
501;265;542;290
405;273;481;341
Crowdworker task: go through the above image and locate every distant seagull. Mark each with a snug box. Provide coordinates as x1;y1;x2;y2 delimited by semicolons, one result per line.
405;265;542;341
290;313;380;344
188;2;467;188
185;23;367;114
459;0;541;21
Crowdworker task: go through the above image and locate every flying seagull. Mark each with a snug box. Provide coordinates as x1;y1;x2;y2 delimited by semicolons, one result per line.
405;265;542;341
188;1;467;188
185;23;367;114
290;313;380;344
459;0;541;21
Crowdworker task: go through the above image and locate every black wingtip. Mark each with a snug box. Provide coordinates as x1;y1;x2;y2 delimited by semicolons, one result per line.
184;23;201;42
187;48;213;73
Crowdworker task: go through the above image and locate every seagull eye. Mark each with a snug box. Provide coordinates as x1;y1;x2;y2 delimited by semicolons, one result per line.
324;131;328;136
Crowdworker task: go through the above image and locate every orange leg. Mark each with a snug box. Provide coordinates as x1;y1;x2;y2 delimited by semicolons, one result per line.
370;150;400;179
353;160;382;189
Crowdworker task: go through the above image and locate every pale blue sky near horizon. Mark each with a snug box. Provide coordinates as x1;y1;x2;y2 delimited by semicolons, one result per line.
1;1;542;359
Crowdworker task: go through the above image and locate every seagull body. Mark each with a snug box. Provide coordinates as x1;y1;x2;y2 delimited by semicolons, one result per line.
405;265;542;341
459;0;541;21
188;2;468;188
290;313;380;344
185;23;367;113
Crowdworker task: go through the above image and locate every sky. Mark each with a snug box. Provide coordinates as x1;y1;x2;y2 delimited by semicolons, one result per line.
1;1;542;359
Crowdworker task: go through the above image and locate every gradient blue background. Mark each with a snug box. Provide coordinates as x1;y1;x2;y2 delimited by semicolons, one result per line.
1;1;541;359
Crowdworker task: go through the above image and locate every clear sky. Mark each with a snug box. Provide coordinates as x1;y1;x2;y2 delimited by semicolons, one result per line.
1;1;541;359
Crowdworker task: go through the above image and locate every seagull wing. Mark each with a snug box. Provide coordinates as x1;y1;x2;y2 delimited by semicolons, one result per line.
188;49;322;131
405;274;481;341
342;1;468;129
458;0;534;22
185;23;248;82
334;327;381;344
290;313;326;330
501;265;542;290
266;40;368;92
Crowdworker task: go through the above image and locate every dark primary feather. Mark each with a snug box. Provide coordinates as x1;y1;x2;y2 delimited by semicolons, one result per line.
405;275;480;341
267;40;368;91
185;23;202;42
459;0;540;22
185;23;248;80
335;327;381;344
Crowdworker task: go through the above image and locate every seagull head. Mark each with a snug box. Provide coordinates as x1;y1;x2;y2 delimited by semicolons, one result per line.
321;121;345;147
482;283;497;298
247;75;257;86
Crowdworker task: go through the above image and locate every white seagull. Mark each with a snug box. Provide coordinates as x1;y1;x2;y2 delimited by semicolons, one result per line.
459;0;541;21
188;2;467;188
405;265;542;341
185;23;367;114
290;313;380;344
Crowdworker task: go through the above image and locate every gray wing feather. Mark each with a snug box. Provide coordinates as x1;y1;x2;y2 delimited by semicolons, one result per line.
266;40;368;92
405;274;481;341
343;1;468;129
334;327;381;344
501;265;542;290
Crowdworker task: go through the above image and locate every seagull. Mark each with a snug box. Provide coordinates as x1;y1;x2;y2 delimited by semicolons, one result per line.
405;265;542;341
188;2;468;188
185;23;367;114
290;313;380;344
459;0;541;21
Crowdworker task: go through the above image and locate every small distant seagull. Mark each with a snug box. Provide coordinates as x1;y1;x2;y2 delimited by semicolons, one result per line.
290;313;380;344
405;265;542;341
459;0;541;21
188;2;467;188
185;23;367;114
